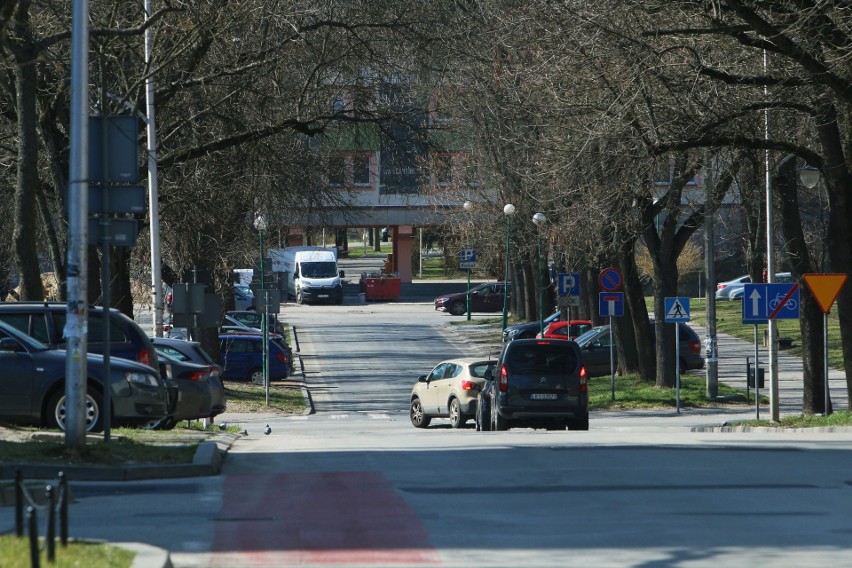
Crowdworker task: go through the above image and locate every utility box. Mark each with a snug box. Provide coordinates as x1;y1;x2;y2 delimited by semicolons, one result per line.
747;366;765;389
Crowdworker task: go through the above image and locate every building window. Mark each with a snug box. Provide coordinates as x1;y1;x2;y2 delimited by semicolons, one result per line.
328;156;345;186
353;156;371;185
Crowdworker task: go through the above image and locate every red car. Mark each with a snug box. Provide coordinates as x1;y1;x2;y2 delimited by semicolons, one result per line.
536;320;594;340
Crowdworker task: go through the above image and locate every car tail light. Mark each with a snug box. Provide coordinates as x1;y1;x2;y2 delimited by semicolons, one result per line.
188;371;205;382
460;380;475;391
717;283;727;290
139;348;152;367
689;341;701;353
275;352;289;365
499;364;509;392
579;366;588;393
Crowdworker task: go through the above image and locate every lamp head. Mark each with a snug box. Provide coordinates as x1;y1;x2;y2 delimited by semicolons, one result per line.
254;215;268;231
799;165;820;189
463;201;473;211
532;212;546;227
503;203;516;216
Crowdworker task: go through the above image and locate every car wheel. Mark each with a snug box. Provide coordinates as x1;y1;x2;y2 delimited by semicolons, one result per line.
568;415;589;431
449;398;465;429
139;418;166;430
410;397;431;428
158;417;178;430
248;368;264;384
491;400;508;431
448;300;466;316
47;388;103;432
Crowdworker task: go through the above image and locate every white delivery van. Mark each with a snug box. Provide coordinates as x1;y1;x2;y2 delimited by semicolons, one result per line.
269;247;344;304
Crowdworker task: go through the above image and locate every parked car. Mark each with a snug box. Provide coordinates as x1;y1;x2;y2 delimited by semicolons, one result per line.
715;275;751;300
475;338;589;432
434;282;510;316
574;322;704;377
409;358;496;429
536;319;594;341
727;272;793;300
151;337;226;418
152;351;214;429
502;310;560;342
234;284;255;311
0;321;168;432
219;333;291;382
0;302;158;370
227;310;286;336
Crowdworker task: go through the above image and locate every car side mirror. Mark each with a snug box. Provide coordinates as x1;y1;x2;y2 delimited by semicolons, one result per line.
418;375;428;383
339;270;345;278
0;337;20;352
484;368;494;380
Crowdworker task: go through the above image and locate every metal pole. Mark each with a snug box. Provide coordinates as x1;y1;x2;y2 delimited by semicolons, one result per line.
502;216;512;331
824;312;830;415
260;229;269;399
99;82;111;442
66;0;91;451
675;322;681;414
754;324;760;420
609;316;615;401
466;268;471;321
145;0;164;338
764;48;780;421
537;231;544;337
704;152;718;398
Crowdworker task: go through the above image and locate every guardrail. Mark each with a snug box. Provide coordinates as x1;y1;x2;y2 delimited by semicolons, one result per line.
14;468;69;567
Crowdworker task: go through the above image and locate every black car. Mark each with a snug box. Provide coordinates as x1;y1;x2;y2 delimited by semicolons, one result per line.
575;322;705;377
0;302;158;371
476;338;589;431
502;310;560;342
226;310;286;337
153;351;214;429
0;321;169;432
151;337;227;419
434;282;510;316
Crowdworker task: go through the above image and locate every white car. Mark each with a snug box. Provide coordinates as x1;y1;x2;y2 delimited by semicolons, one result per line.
717;272;793;300
409;358;496;429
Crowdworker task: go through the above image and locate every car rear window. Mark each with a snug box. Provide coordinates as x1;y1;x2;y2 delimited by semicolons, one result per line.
507;344;578;375
469;362;495;378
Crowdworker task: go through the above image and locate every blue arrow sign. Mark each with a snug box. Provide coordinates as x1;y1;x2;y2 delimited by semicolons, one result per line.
742;283;800;323
558;273;580;296
599;292;624;317
664;297;690;322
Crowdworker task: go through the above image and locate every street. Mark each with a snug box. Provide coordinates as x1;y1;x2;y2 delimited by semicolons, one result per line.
8;300;852;568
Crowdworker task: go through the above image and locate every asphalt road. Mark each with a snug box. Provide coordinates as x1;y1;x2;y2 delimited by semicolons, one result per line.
9;294;851;568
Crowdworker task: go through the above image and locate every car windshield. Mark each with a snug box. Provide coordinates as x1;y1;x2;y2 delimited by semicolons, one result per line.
301;261;337;278
574;326;607;346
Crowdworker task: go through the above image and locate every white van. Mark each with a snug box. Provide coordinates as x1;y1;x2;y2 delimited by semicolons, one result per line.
269;247;344;304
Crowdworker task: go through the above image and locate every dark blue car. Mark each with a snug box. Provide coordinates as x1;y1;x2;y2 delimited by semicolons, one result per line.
218;334;291;382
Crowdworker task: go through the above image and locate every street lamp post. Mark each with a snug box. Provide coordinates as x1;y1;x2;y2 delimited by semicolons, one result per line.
253;214;269;404
502;203;515;331
533;212;546;336
463;201;473;321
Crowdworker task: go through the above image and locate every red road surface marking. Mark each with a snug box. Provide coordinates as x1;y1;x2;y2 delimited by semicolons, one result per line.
210;472;440;566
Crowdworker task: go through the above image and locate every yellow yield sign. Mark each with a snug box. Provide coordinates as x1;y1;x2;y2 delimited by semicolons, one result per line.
803;273;848;314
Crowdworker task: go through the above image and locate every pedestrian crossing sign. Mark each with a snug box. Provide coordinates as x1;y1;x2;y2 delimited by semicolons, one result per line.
664;297;690;322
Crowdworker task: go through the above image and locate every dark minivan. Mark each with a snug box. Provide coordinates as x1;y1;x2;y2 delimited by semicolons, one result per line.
476;338;589;431
0;302;158;370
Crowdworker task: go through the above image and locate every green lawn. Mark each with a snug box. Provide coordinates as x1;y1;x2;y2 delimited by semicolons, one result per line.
0;535;134;568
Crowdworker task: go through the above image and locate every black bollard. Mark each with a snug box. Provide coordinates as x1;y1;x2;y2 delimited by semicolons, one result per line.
58;472;68;547
27;506;40;568
46;484;55;562
15;469;23;537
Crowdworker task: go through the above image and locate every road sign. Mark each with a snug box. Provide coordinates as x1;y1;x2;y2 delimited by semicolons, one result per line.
557;272;580;296
803;273;847;314
664;297;690;322
557;295;580;307
599;292;624;317
459;248;477;270
599;268;622;292
742;283;800;322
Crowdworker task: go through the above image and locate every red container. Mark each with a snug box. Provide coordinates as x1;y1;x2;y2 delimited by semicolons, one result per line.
364;277;401;301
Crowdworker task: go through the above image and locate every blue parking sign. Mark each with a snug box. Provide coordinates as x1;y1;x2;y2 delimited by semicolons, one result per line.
558;273;580;296
459;248;477;269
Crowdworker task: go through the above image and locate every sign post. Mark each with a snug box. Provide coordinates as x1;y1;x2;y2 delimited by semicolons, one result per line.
599;291;624;401
665;297;690;414
460;249;477;321
803;274;848;416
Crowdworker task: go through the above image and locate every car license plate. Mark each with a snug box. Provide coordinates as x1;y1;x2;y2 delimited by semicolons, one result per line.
530;393;557;400
318;294;329;298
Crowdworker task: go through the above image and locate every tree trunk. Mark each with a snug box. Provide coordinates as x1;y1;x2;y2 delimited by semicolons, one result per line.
775;155;823;414
13;50;44;301
619;239;654;381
